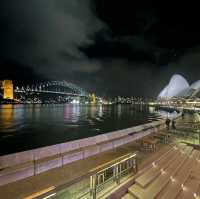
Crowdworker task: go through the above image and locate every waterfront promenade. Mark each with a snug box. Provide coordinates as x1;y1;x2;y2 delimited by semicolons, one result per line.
0;131;171;199
1;113;199;199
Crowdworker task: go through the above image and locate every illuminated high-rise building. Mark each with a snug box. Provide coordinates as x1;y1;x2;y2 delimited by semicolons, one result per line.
91;93;96;104
2;80;14;100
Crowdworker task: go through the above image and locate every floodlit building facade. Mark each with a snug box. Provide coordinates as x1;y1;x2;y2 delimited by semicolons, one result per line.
158;74;200;99
2;80;14;100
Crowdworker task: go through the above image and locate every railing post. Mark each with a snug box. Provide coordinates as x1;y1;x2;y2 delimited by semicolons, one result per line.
90;175;96;199
134;157;138;173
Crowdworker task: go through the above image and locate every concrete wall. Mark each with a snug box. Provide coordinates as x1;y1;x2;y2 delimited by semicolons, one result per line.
0;120;166;186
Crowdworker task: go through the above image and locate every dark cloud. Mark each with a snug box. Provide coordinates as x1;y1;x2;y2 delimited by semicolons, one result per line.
0;0;104;77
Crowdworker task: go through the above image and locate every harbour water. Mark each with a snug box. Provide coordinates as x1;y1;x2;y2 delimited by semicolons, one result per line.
0;104;161;155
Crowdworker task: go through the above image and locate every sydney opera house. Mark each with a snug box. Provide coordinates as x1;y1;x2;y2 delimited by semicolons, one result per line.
158;74;200;100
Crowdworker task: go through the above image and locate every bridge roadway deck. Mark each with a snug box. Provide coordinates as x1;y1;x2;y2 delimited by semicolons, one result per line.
0;136;173;199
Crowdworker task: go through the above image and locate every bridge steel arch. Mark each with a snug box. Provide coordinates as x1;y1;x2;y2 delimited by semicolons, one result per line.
15;80;88;97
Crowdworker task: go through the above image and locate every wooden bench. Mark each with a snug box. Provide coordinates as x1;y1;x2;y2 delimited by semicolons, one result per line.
153;134;166;143
154;133;169;144
142;138;159;152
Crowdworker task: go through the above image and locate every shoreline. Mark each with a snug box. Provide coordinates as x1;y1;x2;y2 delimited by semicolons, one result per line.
0;104;161;155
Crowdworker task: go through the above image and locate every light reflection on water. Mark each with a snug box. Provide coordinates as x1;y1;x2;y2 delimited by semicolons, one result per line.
0;104;161;155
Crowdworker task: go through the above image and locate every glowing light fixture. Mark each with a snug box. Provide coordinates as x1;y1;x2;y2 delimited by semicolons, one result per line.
193;193;198;198
181;184;186;191
161;168;166;175
152;162;157;168
173;146;178;150
170;176;175;182
43;193;56;199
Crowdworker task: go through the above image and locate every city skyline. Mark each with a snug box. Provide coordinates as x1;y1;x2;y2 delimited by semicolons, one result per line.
1;1;200;97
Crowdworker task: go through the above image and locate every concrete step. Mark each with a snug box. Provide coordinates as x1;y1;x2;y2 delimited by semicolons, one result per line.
157;150;199;199
135;146;179;187
121;193;137;199
128;146;193;199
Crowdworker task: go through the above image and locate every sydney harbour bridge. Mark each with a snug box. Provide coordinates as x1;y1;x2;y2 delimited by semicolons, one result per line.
15;80;88;96
0;80;96;104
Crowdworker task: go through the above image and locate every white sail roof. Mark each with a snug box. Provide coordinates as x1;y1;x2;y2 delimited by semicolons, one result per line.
158;74;189;99
190;80;200;90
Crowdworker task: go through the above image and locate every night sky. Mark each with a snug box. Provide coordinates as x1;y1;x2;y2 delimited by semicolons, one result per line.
1;0;200;97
